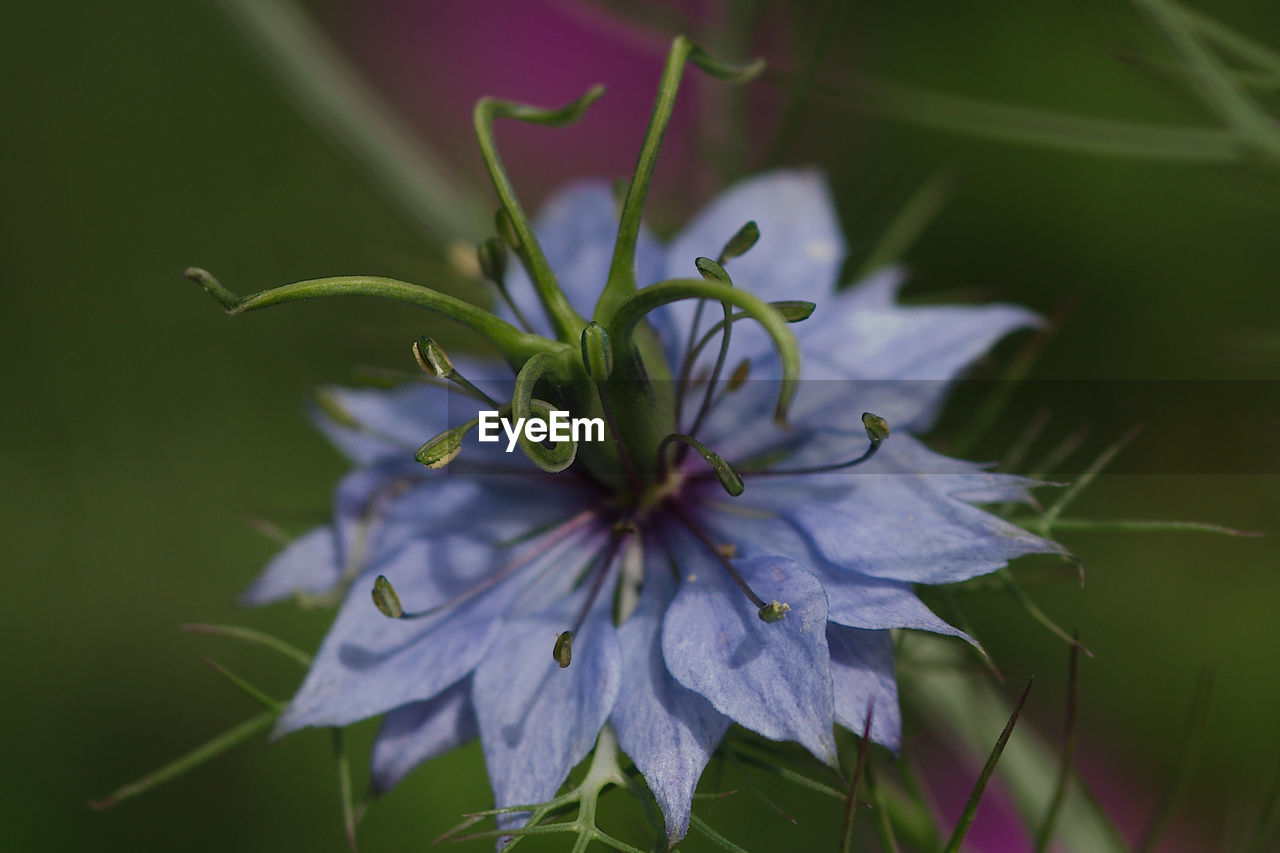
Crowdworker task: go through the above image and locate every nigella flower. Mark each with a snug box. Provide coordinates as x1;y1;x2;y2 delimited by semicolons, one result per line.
191;38;1062;847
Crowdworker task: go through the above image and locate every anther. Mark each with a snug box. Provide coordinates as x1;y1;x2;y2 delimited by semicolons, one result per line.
412;337;453;379
727;359;750;391
555;523;633;668
717;543;738;559
412;337;502;408
665;500;785;622
415;426;466;469
757;600;791;623
553;631;574;668
371;575;404;619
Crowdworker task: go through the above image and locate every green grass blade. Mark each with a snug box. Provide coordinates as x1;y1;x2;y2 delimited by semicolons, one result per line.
1136;0;1280;161
214;0;486;242
857;168;956;279
782;71;1242;161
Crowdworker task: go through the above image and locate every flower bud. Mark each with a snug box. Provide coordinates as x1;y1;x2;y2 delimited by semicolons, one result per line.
579;321;613;382
371;575;404;619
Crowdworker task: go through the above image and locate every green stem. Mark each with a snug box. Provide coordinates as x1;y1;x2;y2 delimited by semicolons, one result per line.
595;37;764;321
89;711;275;810
474;90;602;341
608;278;801;423
184;269;550;367
597;36;694;321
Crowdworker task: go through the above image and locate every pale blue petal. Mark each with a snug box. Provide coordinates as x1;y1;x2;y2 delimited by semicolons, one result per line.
695;505;968;638
240;526;341;606
729;436;1063;586
798;270;1040;429
827;626;901;751
500;181;665;335
473;579;622;822
370;679;478;793
275;520;597;734
662;540;837;766
612;543;729;844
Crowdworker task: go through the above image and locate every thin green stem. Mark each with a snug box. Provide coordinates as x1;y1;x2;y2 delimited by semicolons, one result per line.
596;37;764;321
181;623;312;668
184;269;550;366
608;278;801;423
1034;633;1082;853
943;679;1034;853
89;711;275;810
332;729;357;851
202;658;283;712
598;36;695;321
474;90;602;341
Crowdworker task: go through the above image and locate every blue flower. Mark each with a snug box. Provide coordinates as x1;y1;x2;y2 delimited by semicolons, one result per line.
244;170;1060;845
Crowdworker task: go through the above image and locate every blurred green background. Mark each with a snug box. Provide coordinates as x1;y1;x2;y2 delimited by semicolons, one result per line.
2;1;1277;850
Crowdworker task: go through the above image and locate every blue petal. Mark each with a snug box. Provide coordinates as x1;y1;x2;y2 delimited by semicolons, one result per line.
661;539;837;765
827;625;901;751
500;181;665;335
696;504;968;638
472;577;622;823
611;544;729;844
730;437;1062;586
275;517;600;734
370;678;478;793
797;269;1041;430
240;526;341;605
